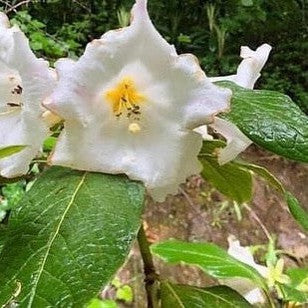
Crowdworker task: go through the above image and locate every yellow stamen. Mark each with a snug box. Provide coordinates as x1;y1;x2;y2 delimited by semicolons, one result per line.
105;77;145;117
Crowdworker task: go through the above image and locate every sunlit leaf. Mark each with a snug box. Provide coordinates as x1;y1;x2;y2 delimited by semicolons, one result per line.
152;240;267;289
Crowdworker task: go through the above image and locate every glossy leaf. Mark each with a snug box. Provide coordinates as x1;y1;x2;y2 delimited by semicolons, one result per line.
0;145;26;160
161;283;252;308
152;240;267;289
217;81;308;163
0;166;145;307
285;192;308;231
199;154;252;204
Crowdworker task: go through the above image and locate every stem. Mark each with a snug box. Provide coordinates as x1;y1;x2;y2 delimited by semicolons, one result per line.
137;224;159;308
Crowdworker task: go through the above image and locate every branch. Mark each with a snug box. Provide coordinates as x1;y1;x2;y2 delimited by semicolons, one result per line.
137;223;159;308
4;0;32;14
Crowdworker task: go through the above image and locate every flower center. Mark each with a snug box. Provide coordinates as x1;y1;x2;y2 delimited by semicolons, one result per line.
105;77;145;119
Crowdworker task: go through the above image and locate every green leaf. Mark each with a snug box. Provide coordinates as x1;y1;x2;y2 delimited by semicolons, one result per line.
0;182;26;221
285;192;308;231
152;240;266;289
0;166;145;307
280;268;308;303
241;0;253;7
116;285;133;303
0;145;26;160
87;299;118;308
43;136;57;151
234;161;308;231
217;81;308;163
280;284;308;304
234;161;284;194
161;283;252;308
199;154;252;204
201;140;226;155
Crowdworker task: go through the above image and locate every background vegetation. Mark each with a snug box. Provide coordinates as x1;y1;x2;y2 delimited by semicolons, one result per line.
1;0;307;113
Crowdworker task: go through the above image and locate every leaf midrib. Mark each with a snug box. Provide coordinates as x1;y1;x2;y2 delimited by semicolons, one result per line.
26;172;87;307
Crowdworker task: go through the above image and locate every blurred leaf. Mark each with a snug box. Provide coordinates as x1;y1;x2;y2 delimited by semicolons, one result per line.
0;182;25;221
152;240;267;289
161;283;252;307
217;81;308;163
0;167;144;306
201;140;226;155
0;145;26;160
280;284;308;304
43;136;57;151
87;298;118;308
241;0;253;7
234;161;284;194
234;161;307;231
280;268;308;303
285;192;308;231
199;154;252;204
116;285;133;303
287;267;308;285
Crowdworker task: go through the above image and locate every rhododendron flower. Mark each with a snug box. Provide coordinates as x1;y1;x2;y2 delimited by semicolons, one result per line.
44;0;231;201
197;44;272;164
210;44;272;89
0;13;56;177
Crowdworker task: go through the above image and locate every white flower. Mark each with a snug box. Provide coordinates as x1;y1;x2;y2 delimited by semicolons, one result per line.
0;13;56;177
225;236;268;304
210;44;272;89
44;0;231;201
196;44;272;164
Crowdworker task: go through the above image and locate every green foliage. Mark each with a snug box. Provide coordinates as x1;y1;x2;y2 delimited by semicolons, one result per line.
87;298;118;308
1;0;305;112
280;268;308;303
161;283;252;307
151;240;267;289
217;81;308;163
199;153;252;204
285;192;308;231
0;145;26;160
11;11;70;59
233;161;285;194
0;167;145;307
0;182;25;221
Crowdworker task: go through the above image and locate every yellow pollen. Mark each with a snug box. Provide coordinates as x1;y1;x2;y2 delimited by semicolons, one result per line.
128;122;141;133
105;77;145;117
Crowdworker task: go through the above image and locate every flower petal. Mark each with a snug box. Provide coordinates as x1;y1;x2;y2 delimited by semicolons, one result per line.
209;44;272;89
47;0;230;201
211;117;252;164
228;235;268;277
0;15;56;177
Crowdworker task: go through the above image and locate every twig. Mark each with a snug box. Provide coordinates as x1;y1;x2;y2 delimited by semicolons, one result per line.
72;0;91;13
244;205;272;240
5;0;32;14
137;223;159;308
